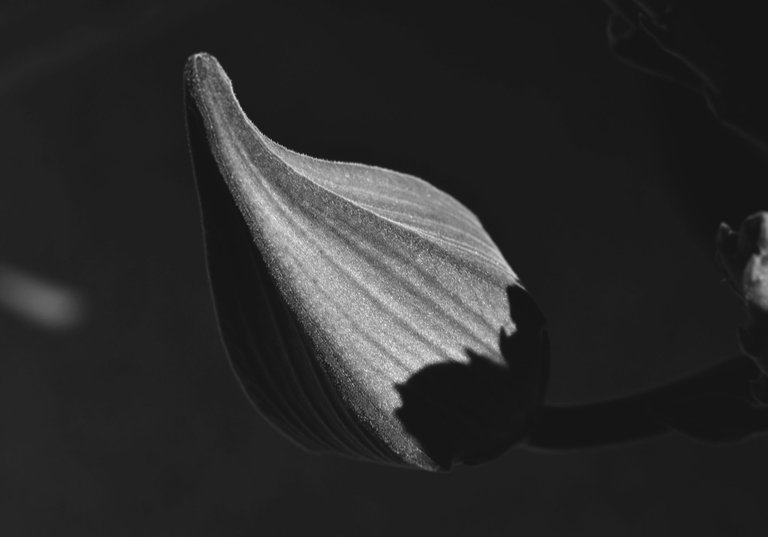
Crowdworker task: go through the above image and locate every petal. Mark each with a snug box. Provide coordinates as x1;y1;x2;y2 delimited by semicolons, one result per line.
186;57;398;466
185;53;548;470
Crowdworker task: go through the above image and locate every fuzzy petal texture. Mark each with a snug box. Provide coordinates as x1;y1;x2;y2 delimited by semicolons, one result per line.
185;53;549;471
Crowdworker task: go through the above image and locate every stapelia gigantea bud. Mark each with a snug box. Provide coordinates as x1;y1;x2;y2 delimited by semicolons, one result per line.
184;53;549;471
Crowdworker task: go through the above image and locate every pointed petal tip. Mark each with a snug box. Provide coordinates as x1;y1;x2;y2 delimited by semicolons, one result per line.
184;53;235;105
185;52;219;77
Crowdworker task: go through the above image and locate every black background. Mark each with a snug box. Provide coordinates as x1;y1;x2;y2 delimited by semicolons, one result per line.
2;1;767;535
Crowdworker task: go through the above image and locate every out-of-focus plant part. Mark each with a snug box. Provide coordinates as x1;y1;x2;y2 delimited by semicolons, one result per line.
0;264;86;330
717;213;768;398
184;53;549;471
603;0;768;152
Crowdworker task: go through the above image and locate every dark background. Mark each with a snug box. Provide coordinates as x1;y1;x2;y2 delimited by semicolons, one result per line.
2;1;766;535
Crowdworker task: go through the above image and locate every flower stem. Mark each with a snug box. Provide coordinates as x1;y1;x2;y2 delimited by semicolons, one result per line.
524;355;768;451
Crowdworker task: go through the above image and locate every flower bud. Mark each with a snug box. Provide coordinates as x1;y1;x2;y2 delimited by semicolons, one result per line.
184;53;549;470
717;212;768;378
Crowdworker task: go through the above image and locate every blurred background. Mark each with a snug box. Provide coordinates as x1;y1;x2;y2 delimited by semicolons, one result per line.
1;1;767;535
